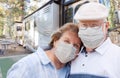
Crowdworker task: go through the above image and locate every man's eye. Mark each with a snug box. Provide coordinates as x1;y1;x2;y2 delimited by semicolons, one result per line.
92;24;98;27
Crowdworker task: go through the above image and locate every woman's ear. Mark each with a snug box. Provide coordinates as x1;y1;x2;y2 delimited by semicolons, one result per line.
53;40;58;48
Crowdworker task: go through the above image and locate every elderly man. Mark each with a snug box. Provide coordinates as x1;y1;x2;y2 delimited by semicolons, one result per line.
69;2;120;78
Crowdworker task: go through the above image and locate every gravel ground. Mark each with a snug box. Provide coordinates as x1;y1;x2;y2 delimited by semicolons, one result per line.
0;44;32;57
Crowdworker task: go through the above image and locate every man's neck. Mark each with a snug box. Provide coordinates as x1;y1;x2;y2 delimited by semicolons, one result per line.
86;48;94;53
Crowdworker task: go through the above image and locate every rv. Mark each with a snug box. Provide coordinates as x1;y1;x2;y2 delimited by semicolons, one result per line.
13;22;23;45
22;0;112;52
23;0;59;52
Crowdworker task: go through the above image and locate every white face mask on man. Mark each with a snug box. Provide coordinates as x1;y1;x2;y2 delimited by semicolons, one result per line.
78;26;105;49
55;41;77;63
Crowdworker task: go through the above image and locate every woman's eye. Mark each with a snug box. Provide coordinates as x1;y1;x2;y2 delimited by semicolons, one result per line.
82;24;88;27
64;40;70;44
74;44;80;49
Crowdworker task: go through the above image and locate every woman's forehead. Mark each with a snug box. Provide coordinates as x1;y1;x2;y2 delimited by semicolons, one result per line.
61;31;80;40
62;31;77;36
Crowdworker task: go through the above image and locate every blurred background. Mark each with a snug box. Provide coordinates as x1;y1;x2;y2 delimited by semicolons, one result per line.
0;0;120;55
0;0;120;77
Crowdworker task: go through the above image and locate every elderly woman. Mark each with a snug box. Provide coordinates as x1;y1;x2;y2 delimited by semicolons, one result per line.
7;23;81;78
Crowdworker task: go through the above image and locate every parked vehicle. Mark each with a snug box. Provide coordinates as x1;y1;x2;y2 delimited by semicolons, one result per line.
22;0;113;52
23;1;59;52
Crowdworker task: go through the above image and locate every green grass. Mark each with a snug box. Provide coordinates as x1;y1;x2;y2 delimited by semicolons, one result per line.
0;55;27;78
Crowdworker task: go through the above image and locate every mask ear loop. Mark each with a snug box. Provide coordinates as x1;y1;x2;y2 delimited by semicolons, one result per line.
96;23;107;48
76;46;84;56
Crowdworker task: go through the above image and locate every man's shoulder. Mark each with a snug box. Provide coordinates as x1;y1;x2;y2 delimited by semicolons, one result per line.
110;43;120;51
104;38;120;52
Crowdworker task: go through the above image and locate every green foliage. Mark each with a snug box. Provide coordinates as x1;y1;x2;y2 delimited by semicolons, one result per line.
0;17;4;36
0;12;4;18
0;0;24;37
108;0;115;28
0;0;7;3
0;0;24;19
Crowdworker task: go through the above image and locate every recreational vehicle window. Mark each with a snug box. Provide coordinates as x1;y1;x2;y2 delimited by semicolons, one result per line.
63;0;89;24
25;22;30;31
23;2;59;51
16;26;22;31
114;10;120;24
64;7;73;23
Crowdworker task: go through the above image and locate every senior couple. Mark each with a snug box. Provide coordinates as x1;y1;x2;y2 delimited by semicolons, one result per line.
7;2;120;78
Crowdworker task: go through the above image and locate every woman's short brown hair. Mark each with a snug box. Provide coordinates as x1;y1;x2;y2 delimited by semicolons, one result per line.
49;23;79;48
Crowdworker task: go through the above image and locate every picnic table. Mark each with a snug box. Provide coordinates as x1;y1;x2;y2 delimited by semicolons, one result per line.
0;39;14;54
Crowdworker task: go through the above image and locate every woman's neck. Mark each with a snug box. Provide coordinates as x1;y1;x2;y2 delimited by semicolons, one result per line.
46;49;65;69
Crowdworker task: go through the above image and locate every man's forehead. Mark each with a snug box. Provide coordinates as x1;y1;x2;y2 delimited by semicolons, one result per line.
79;19;104;23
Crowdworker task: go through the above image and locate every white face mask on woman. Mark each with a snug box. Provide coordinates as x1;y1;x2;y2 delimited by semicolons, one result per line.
55;41;77;63
78;26;105;49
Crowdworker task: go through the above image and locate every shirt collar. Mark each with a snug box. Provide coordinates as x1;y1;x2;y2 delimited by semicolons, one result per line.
80;46;86;53
36;47;51;65
95;37;112;55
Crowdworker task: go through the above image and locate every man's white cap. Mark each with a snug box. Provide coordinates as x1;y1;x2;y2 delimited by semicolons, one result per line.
74;2;109;20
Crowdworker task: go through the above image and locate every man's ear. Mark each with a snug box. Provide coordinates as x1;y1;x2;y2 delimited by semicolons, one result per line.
106;21;109;29
104;21;109;35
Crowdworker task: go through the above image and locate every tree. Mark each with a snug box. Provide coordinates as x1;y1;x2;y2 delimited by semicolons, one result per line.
0;0;24;37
